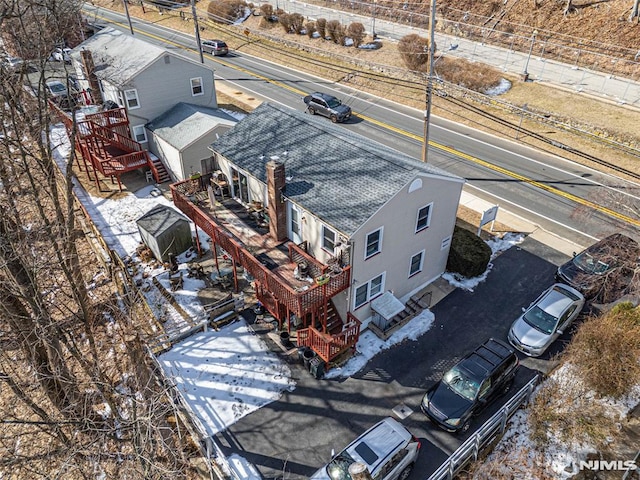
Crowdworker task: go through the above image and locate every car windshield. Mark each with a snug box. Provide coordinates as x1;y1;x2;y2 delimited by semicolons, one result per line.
443;365;480;401
326;451;356;480
573;251;609;274
327;97;342;108
523;305;559;335
48;83;66;93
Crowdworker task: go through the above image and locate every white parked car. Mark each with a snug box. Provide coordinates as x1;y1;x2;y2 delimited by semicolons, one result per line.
49;47;72;64
310;417;421;480
508;283;585;357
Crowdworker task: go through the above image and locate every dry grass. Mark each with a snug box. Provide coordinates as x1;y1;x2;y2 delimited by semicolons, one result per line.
462;448;553;480
564;302;640;398
527;373;617;449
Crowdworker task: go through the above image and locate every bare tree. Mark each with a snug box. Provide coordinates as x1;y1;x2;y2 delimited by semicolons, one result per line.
630;0;640;21
316;17;328;39
0;0;203;477
399;33;432;71
347;22;366;48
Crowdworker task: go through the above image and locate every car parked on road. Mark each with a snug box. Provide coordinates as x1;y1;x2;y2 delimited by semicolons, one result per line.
303;92;352;123
201;39;228;56
556;233;639;302
2;55;24;69
46;80;68;99
310;417;420;480
508;283;585;357
49;47;72;64
421;338;519;434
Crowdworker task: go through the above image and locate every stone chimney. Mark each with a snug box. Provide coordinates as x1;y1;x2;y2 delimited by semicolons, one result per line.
266;159;287;242
80;50;104;106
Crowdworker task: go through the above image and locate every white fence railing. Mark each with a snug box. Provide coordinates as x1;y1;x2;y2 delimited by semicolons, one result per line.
427;374;540;480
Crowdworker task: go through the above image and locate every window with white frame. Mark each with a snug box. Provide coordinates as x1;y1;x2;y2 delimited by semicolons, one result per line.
132;125;147;143
190;77;203;96
365;228;383;259
416;203;432;232
124;89;140;109
353;273;385;309
322;225;336;252
409;251;424;277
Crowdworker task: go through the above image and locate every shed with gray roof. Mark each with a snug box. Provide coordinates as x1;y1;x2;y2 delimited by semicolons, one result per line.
137;205;192;263
146;103;238;181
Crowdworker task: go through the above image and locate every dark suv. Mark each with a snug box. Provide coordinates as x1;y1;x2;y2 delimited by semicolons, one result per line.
421;338;519;434
303;92;352;123
202;40;228;56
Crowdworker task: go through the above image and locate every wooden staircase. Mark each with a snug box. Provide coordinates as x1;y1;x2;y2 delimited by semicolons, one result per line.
150;156;171;183
315;299;343;335
390;294;430;324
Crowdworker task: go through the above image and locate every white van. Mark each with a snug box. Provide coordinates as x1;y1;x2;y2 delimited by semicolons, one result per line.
310;417;421;480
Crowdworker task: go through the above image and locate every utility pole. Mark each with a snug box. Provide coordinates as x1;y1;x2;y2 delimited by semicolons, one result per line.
123;0;134;35
421;0;436;163
191;0;204;64
372;0;378;38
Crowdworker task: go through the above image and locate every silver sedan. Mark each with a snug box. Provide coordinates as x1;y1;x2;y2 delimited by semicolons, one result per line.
508;283;585;357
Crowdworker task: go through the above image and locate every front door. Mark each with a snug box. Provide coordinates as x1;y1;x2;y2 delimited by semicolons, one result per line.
289;204;302;244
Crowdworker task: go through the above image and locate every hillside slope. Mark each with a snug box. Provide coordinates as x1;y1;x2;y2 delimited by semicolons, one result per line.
439;0;639;51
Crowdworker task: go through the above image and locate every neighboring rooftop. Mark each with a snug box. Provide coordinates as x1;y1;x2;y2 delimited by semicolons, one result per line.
70;27;168;85
210;103;464;236
146;103;238;151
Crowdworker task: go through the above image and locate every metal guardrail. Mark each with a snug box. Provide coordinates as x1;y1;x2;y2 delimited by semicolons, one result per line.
427;374;540;480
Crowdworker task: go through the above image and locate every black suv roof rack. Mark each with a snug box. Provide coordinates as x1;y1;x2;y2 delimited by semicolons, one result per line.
464;338;514;375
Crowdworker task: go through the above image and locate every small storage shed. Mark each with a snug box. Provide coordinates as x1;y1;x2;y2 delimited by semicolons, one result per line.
137;205;192;262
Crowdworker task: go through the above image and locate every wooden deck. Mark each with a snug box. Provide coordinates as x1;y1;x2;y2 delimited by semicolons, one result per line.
171;179;360;366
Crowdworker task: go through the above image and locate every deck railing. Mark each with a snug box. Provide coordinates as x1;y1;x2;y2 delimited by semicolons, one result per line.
91;122;143;153
297;313;361;363
99;151;150;175
171;180;351;321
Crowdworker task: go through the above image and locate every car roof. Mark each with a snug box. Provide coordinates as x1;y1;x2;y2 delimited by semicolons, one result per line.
536;284;581;317
46;80;65;86
204;39;226;43
343;418;410;470
461;338;515;378
310;91;338;101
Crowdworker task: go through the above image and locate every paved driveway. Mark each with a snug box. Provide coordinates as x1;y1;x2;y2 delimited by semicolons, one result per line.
215;237;566;479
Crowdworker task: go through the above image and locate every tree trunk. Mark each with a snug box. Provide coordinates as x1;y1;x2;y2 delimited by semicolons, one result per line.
630;0;640;21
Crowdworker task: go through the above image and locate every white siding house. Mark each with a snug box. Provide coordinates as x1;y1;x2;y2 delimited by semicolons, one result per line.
70;27;217;146
210;103;465;325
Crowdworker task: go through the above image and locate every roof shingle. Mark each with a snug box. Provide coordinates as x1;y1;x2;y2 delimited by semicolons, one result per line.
211;103;463;236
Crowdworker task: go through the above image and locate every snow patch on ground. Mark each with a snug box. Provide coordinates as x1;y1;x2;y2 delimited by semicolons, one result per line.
158;319;295;437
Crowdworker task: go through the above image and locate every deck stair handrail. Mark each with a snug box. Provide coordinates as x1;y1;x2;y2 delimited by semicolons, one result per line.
297;312;361;363
90;122;143;153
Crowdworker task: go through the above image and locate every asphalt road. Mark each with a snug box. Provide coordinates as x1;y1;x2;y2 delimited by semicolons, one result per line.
214;237;564;479
82;5;640;249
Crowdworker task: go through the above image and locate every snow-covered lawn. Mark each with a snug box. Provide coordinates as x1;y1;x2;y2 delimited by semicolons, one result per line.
158;321;295;437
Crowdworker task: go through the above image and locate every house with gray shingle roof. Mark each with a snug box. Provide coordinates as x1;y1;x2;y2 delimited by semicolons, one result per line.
210;102;465;325
70;27;218;147
146;103;238;181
